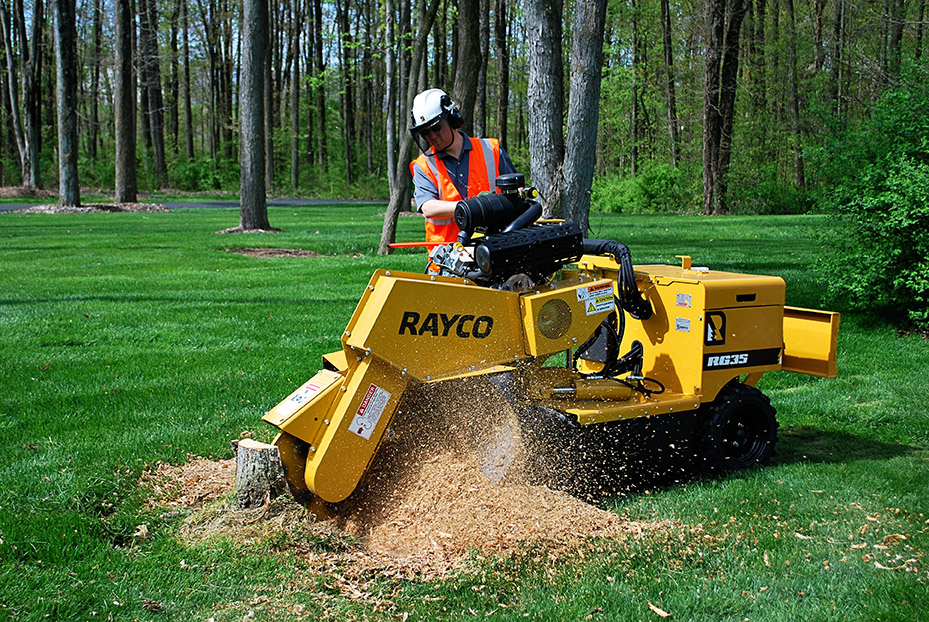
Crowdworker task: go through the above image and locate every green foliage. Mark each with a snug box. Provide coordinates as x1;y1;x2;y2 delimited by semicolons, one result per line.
591;162;699;214
171;155;240;191
725;162;812;215
815;69;929;328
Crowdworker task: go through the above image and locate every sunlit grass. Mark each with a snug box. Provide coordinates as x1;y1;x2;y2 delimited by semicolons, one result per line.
0;207;926;620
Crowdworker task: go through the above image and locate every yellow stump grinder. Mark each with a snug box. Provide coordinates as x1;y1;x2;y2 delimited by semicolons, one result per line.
262;174;840;508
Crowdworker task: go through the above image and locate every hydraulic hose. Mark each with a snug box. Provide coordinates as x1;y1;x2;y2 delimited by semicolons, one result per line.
582;239;652;320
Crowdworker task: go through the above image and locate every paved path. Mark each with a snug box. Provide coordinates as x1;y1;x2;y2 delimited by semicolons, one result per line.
0;198;387;213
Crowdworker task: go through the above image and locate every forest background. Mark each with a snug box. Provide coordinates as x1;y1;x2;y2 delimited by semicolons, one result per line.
3;0;929;325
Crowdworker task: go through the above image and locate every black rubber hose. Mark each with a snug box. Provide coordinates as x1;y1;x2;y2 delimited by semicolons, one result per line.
582;239;653;320
502;200;542;233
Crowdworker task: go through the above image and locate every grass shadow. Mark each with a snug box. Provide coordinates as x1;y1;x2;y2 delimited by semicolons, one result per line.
773;426;920;465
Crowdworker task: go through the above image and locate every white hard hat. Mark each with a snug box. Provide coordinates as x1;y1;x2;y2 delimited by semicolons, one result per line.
409;88;463;131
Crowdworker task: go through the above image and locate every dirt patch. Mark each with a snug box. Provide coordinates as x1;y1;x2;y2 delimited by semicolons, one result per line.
228;247;326;258
20;202;168;214
0;186;57;199
143;379;654;577
216;226;283;235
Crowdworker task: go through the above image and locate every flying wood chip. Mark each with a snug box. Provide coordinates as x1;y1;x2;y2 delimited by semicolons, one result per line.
648;602;671;618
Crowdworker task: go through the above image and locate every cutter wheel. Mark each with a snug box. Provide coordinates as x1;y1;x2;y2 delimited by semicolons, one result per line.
273;432;331;519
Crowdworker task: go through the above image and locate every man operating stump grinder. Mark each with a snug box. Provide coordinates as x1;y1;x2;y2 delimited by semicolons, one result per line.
409;88;518;261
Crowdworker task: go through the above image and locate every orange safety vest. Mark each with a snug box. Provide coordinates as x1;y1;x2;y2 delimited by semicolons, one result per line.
410;137;502;244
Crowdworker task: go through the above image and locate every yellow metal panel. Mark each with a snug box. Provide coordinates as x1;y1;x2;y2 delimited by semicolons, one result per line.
620;274;706;397
342;271;525;381
305;355;409;502
700;305;784;400
520;277;615;357
564;395;703;425
783;306;840;378
262;369;344;447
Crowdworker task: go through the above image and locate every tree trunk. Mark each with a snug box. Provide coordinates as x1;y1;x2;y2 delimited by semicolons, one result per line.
450;0;482;135
336;0;355;185
182;0;194;158
631;0;641;176
240;0;271;231
385;0;397;192
313;0;326;167
264;0;274;192
377;0;441;254
526;0;565;217
829;0;845;115
812;0;825;71
703;0;747;215
784;0;805;187
168;0;180;153
473;0;489;137
138;0;168;188
493;0;509;152
231;439;285;508
114;0;137;203
90;0;102;160
290;0;302;190
917;0;925;61
562;0;607;235
0;0;42;189
52;0;79;207
887;0;904;82
660;0;680;167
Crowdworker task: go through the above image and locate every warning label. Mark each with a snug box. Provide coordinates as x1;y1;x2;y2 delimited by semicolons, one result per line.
577;281;615;315
585;294;615;316
576;281;613;301
350;383;392;440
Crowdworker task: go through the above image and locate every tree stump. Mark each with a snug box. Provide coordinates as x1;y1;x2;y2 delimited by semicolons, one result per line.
231;439;286;508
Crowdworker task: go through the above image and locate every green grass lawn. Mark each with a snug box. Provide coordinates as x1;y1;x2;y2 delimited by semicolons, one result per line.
1;206;926;620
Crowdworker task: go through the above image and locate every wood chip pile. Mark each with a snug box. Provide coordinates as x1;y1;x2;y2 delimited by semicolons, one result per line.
334;378;642;559
144;378;648;567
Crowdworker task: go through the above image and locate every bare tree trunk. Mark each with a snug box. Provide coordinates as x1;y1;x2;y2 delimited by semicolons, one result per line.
290;0;302;190
168;0;180;153
336;0;355;185
90;0;102;160
312;0;325;168
917;0;926;61
784;0;805;187
887;0;904;82
52;0;79;207
829;0;845;115
562;0;607;235
660;0;679;167
182;0;194;158
473;0;489;137
264;0;274;191
631;0;641;176
115;0;137;203
240;0;271;230
811;0;825;71
385;0;397;192
493;0;509;151
703;0;747;215
378;0;441;254
0;0;42;189
452;0;482;135
526;0;565;217
0;3;27;187
138;0;168;188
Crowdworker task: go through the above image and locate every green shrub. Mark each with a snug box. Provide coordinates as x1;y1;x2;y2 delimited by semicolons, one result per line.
817;69;929;328
592;162;698;214
725;163;811;214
